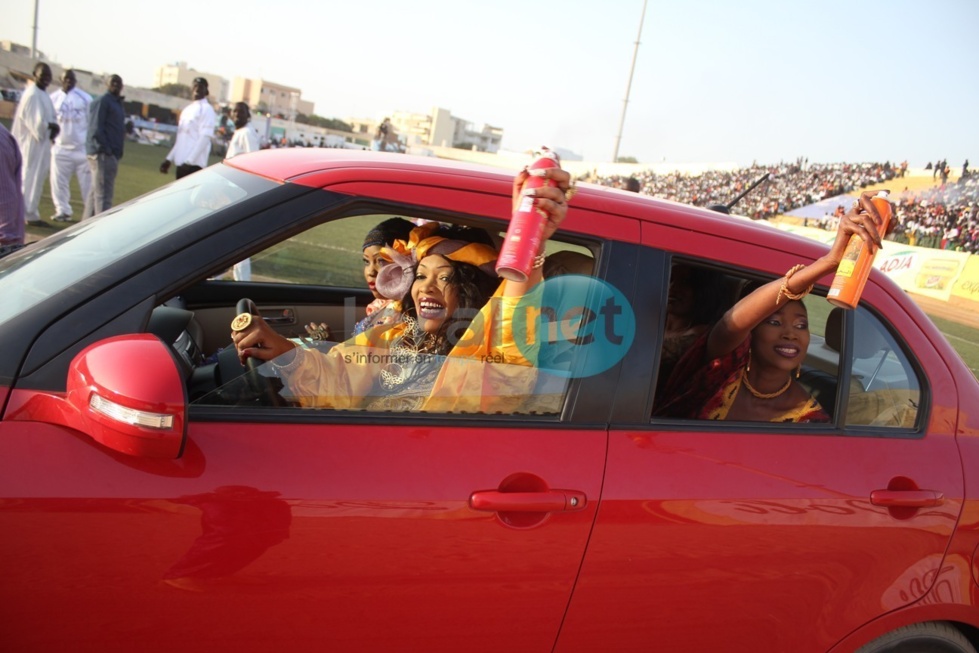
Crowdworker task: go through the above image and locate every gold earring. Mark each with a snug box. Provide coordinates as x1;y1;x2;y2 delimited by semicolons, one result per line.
796;365;801;378
746;348;751;372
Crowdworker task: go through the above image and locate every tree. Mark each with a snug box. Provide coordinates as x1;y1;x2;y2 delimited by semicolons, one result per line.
152;83;192;99
616;156;639;164
294;113;353;132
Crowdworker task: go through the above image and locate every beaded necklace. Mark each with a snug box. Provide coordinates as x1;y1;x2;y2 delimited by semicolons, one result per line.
740;368;792;399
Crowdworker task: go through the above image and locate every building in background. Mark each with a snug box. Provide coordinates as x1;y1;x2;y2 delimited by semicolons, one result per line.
351;107;503;153
230;78;314;120
154;62;229;104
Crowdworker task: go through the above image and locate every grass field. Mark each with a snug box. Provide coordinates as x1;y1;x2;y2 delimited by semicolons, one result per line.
5;127;977;379
19;138;222;238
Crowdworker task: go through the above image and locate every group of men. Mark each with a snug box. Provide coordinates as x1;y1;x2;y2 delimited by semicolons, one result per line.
0;62;125;252
1;66;261;255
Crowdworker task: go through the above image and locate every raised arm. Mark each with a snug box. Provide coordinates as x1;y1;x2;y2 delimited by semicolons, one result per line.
502;166;572;297
706;190;885;360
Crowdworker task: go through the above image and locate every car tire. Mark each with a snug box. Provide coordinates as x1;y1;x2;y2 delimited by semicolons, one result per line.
854;622;977;653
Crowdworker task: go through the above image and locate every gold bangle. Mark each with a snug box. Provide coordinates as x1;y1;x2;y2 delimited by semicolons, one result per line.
531;253;546;270
776;264;813;304
564;182;577;202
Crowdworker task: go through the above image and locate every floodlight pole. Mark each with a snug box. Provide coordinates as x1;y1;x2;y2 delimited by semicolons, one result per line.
612;0;648;163
31;0;40;58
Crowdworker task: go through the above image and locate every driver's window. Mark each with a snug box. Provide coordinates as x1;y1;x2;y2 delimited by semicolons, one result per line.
219;215;385;286
191;214;596;418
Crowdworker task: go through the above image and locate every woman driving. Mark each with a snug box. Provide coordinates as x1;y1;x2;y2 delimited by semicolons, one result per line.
230;166;572;412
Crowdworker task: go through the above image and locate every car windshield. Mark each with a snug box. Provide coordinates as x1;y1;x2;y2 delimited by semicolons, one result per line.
0;165;277;329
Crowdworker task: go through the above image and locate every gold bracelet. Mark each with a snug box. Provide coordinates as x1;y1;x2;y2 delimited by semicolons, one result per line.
531;253;546;270
776;264;813;304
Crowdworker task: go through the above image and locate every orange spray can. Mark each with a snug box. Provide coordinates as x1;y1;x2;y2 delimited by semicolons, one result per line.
826;191;893;309
495;148;561;282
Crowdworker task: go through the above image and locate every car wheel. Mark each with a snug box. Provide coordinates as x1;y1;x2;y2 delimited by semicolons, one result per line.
855;622;977;653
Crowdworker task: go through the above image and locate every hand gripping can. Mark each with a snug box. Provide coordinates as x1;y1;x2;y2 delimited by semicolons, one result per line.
495;149;561;282
827;191;893;309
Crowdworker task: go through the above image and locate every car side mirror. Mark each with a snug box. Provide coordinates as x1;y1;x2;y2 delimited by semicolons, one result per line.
64;334;188;458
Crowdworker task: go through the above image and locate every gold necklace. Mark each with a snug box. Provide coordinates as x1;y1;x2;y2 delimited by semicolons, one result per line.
741;368;792;399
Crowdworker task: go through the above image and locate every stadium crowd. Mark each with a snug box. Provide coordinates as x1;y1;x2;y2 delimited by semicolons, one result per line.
891;173;978;253
593;159;899;219
595;160;977;254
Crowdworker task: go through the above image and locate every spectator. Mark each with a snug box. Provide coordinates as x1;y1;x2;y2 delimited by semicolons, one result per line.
49;69;92;222
595;161;897;221
225;102;262;281
373;117;390;151
225;103;260;160
84;74;125;219
160;77;217;179
11;62;59;226
0;122;25;255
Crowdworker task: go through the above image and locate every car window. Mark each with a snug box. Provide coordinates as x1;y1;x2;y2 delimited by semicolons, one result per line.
653;261;922;430
192;214;597;417
840;307;922;429
218;214;383;287
0;166;275;329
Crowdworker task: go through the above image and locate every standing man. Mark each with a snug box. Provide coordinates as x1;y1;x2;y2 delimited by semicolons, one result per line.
84;74;125;219
225;102;261;281
225;102;260;159
11;62;59;226
0;122;25;256
49;69;92;222
160;77;217;179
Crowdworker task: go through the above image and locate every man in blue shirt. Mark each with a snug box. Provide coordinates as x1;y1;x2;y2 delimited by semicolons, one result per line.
84;74;125;219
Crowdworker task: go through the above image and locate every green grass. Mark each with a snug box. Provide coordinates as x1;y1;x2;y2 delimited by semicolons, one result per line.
251;215;383;287
22;138;222;237
927;315;979;379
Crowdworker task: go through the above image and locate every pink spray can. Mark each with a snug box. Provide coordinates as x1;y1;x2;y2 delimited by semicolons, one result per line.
495;148;561;282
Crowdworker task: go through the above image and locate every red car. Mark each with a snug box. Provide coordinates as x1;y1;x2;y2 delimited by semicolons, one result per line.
0;149;977;653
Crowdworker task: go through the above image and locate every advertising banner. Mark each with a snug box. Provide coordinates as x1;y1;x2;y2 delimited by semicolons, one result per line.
950;255;979;312
774;223;975;305
873;246;969;302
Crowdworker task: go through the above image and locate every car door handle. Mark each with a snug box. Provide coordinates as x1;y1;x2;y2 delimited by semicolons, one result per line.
469;490;587;513
870;489;944;507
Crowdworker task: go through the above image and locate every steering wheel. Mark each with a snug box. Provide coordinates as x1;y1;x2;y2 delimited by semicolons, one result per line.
235;298;287;407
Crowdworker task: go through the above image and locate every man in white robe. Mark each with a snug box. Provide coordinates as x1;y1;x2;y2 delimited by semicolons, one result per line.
12;63;59;225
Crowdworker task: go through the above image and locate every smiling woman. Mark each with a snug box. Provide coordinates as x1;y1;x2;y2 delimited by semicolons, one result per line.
228;165;573;413
655;191;888;423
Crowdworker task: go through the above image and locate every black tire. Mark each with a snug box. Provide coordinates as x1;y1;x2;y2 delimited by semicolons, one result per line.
854;622;977;653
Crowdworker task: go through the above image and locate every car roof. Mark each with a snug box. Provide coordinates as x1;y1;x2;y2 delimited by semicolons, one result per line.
224;148;827;259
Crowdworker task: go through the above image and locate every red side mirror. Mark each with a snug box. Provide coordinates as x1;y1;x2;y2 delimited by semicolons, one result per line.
66;334;188;458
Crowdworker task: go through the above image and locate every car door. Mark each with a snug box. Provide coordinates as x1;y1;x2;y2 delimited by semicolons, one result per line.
0;190;637;653
556;234;964;653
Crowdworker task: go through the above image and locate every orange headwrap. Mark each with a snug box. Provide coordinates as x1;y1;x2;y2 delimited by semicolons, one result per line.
375;223;499;300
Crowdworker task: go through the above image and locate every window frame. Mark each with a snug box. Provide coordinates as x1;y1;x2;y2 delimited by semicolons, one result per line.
185;198;636;427
642;252;929;438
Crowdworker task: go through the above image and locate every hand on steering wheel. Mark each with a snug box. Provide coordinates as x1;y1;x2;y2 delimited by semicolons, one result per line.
231;298;295;365
231;298;290;406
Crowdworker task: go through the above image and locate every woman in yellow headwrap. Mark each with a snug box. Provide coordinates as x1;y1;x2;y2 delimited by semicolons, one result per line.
231;166;573;412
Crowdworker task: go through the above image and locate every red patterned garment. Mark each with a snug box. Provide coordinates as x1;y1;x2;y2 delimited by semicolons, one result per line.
654;332;829;423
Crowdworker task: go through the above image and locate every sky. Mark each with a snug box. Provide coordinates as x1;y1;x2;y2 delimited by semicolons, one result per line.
5;0;978;166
